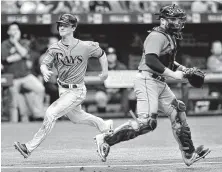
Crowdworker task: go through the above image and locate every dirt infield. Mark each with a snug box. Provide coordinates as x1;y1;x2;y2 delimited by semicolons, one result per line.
1;116;222;172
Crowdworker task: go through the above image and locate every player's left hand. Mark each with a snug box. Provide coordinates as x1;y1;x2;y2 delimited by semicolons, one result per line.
183;67;205;88
99;72;108;81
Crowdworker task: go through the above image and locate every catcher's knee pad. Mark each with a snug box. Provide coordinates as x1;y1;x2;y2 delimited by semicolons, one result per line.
104;113;158;146
138;113;158;135
171;99;186;112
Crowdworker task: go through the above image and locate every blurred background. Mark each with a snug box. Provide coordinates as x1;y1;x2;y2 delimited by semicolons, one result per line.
1;0;222;123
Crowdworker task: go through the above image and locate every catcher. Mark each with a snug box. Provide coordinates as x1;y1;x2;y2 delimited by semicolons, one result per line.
94;4;210;166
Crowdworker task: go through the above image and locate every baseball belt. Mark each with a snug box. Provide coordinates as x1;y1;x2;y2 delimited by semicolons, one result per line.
57;80;77;89
139;70;165;82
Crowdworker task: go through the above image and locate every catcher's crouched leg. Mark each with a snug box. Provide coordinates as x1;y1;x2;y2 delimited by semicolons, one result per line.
169;99;200;166
104;113;158;146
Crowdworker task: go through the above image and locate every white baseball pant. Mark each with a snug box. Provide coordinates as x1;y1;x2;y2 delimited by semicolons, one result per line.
134;71;176;118
26;84;109;152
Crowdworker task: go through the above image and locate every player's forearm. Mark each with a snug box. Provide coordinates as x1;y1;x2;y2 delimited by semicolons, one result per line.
40;64;50;74
162;68;176;77
145;53;165;73
174;61;186;71
145;54;182;79
14;41;28;57
99;53;108;74
6;53;23;63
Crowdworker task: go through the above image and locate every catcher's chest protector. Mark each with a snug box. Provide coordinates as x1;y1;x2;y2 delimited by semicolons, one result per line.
151;27;178;70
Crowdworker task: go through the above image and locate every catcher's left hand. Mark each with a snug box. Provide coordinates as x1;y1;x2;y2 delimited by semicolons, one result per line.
183;67;205;88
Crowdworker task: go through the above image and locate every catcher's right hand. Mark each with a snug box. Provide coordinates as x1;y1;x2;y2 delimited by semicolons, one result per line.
183;67;205;88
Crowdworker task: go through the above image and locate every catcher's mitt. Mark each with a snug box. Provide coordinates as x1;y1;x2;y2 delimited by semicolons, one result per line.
183;67;205;88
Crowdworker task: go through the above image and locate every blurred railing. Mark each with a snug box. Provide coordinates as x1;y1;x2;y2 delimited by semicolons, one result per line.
84;71;222;86
84;70;222;116
1;71;222;121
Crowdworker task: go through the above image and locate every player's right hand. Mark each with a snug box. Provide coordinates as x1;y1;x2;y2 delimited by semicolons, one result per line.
173;71;184;80
99;72;108;81
42;70;53;82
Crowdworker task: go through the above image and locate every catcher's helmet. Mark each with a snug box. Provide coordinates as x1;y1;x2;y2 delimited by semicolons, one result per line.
56;14;78;27
155;4;186;39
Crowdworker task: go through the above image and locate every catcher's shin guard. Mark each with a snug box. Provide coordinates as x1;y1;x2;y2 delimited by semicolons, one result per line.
174;125;195;154
172;118;198;166
169;99;202;166
104;113;158;146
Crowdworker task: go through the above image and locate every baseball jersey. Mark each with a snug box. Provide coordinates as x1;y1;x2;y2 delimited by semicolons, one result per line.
42;39;103;84
138;26;177;73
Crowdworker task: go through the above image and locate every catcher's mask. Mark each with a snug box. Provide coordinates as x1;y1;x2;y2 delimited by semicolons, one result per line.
56;14;78;31
155;4;186;39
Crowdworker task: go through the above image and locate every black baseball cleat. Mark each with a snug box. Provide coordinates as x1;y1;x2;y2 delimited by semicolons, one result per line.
193;145;211;163
14;142;30;159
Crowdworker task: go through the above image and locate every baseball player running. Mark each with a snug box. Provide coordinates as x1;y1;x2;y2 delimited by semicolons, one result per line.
14;14;113;160
95;4;211;166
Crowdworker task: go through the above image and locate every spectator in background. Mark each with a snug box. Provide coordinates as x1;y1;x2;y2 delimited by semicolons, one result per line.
95;47;129;115
127;0;142;12
17;0;37;14
118;1;130;11
30;37;48;77
218;0;222;12
17;0;62;14
89;1;111;13
1;22;45;122
1;1;19;14
35;0;48;14
106;47;127;70
70;0;90;13
29;36;59;105
142;1;159;13
108;1;124;12
191;0;208;13
207;40;222;110
51;1;72;14
207;1;218;13
39;36;59;105
207;40;222;71
191;0;218;13
35;0;57;14
39;1;60;14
